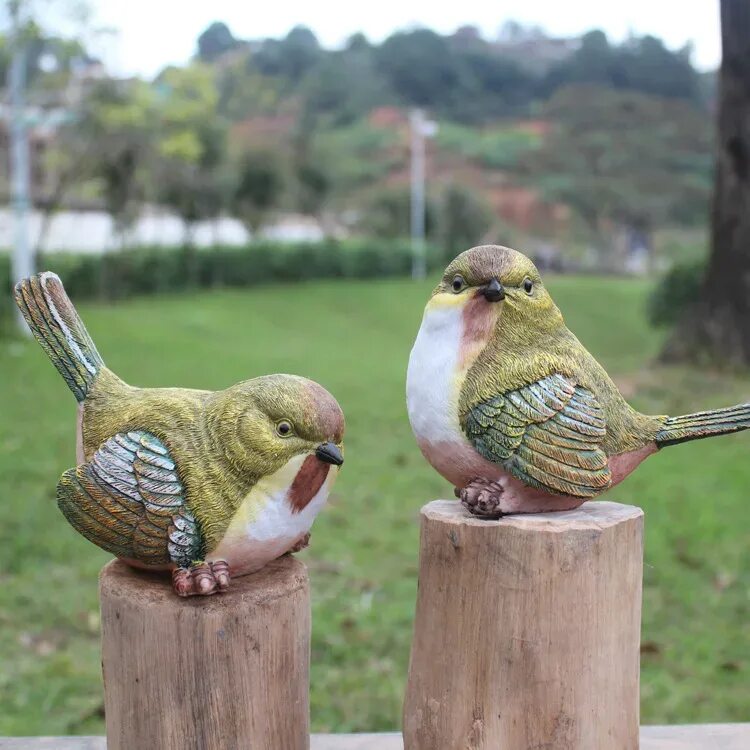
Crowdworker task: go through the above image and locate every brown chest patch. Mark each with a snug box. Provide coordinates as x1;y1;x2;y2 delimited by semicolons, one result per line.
288;455;330;514
460;294;498;369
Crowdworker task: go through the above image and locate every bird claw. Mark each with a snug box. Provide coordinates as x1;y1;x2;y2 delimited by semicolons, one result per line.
211;560;231;591
289;532;311;553
458;478;506;519
172;560;231;597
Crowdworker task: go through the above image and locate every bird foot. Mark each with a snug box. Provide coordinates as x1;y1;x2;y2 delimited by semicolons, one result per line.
289;532;311;553
457;478;506;519
172;560;231;597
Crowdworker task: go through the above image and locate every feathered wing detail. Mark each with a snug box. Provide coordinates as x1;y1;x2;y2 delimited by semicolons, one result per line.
57;431;204;567
14;272;104;402
656;403;750;447
463;373;612;498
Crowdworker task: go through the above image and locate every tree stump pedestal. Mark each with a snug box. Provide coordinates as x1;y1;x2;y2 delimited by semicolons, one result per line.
403;499;644;750
99;556;310;750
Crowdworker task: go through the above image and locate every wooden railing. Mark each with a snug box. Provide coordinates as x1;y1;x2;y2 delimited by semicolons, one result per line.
1;727;750;749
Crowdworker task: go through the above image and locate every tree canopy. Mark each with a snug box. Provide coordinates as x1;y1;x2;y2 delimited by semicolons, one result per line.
1;17;716;256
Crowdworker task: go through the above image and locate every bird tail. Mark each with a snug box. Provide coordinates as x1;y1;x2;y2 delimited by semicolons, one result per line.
14;272;104;402
656;403;750;447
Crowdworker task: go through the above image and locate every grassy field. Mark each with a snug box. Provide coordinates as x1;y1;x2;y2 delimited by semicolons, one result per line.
1;274;748;735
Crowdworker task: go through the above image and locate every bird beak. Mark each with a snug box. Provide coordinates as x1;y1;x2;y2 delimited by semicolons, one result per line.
315;442;344;466
481;278;506;302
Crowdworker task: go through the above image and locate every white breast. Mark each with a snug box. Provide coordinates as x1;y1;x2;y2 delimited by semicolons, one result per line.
246;464;332;544
209;455;337;576
406;305;464;445
406;301;509;488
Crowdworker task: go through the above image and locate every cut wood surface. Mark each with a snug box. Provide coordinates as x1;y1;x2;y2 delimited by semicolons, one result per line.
2;727;750;750
99;557;310;750
403;499;644;750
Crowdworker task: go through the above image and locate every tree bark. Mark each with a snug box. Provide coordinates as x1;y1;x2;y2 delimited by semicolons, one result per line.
663;0;750;366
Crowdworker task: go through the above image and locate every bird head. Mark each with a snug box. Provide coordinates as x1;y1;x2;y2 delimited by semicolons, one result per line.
428;245;565;340
205;374;345;480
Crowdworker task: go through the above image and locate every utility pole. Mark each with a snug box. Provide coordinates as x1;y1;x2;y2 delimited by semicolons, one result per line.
410;109;426;280
409;109;438;279
9;1;33;333
409;108;437;280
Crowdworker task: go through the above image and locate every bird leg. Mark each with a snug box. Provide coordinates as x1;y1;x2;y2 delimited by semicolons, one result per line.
172;560;231;597
457;478;506;519
289;532;311;553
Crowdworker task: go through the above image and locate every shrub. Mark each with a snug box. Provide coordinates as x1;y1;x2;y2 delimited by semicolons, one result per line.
437;184;494;264
0;240;440;327
0;257;10;332
647;259;705;327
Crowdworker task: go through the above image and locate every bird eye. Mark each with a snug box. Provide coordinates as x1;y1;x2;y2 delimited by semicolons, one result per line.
276;420;293;437
523;278;534;294
451;275;466;293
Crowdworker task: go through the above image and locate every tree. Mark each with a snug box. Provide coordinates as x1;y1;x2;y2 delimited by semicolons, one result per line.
541;30;701;105
0;31;9;83
373;28;535;122
662;0;750;366
454;46;533;119
302;46;391;124
619;35;699;102
527;85;712;265
295;160;329;216
33;114;98;261
81;79;156;241
438;184;494;261
216;55;281;119
253;26;321;84
2;0;97;261
375;29;465;108
361;187;436;240
152;65;228;241
197;21;238;63
149;64;230;282
230;152;283;232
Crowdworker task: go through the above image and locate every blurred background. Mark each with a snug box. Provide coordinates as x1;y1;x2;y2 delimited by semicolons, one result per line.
1;0;748;737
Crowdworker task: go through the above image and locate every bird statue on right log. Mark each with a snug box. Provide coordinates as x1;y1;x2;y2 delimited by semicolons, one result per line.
407;245;750;517
15;272;344;596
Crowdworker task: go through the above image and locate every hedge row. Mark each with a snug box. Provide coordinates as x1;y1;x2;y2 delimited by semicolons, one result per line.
1;240;442;323
647;259;705;327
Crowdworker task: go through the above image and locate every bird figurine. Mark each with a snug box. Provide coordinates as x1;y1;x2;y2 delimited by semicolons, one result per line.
407;245;750;517
15;272;344;596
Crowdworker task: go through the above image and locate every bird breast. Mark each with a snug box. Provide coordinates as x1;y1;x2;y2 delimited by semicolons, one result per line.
208;453;337;576
407;304;465;445
406;299;501;486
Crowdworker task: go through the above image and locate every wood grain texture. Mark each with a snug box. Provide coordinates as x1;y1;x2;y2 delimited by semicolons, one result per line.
99;557;310;750
2;727;750;750
403;499;644;750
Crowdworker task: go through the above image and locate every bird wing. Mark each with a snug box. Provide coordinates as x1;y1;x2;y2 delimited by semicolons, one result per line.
57;430;204;567
463;373;612;498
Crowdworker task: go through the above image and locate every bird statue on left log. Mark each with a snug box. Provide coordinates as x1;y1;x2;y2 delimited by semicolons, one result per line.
407;244;750;517
15;272;344;596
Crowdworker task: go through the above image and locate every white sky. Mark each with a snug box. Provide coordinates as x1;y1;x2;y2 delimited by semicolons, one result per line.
83;0;721;78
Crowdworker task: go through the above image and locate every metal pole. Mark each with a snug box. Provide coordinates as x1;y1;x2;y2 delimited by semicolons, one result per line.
9;21;33;333
410;108;426;280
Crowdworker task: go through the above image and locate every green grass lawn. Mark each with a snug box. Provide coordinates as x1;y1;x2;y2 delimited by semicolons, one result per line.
1;275;748;735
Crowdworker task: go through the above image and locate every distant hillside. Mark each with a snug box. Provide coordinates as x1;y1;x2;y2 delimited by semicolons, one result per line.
201;22;710;126
0;20;714;264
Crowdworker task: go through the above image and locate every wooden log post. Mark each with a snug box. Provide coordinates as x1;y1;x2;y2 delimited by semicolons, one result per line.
403;500;644;750
100;556;310;750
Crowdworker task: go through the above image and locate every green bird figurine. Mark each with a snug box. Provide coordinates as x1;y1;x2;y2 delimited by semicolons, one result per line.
15;272;345;596
407;245;750;517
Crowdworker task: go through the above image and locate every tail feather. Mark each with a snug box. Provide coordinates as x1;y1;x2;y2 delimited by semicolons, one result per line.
14;272;104;402
656;403;750;447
